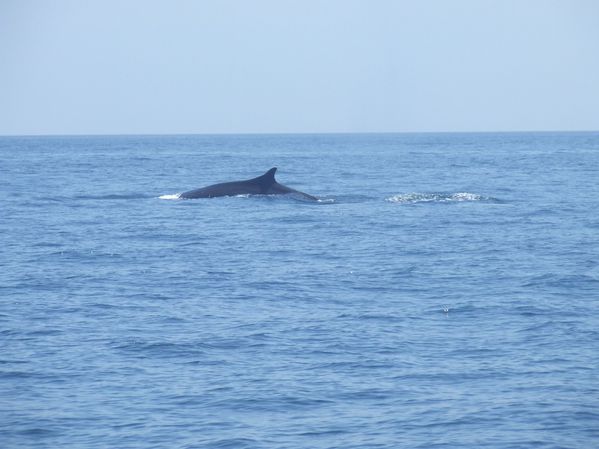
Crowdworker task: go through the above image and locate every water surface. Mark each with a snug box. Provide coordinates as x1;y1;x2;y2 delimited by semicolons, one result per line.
1;132;599;448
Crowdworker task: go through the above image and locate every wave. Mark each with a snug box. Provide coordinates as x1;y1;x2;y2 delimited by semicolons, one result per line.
74;194;153;200
386;192;492;204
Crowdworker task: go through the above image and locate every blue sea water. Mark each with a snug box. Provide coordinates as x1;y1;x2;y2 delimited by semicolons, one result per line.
1;132;599;449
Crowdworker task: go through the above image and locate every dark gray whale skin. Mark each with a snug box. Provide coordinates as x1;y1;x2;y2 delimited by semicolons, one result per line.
179;168;318;201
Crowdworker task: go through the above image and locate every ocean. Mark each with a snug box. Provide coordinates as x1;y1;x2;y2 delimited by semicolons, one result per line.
1;132;598;448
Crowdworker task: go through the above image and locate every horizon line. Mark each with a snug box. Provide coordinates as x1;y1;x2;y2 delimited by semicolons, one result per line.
0;129;598;138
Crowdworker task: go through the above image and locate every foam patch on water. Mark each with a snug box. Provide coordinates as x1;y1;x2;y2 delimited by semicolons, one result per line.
386;192;487;204
158;193;182;200
316;198;336;204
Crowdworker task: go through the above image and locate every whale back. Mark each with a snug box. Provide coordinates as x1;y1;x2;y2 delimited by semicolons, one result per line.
179;167;317;200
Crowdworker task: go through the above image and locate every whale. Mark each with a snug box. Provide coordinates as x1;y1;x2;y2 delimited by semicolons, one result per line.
179;168;318;200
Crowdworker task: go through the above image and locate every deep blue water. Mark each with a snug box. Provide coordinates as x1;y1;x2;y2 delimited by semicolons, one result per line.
1;132;599;449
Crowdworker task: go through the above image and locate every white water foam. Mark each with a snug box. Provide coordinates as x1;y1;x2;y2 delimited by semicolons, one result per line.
158;193;182;200
450;192;485;201
386;192;486;204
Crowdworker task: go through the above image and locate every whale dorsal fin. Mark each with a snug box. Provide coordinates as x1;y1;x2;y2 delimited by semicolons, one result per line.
251;167;277;189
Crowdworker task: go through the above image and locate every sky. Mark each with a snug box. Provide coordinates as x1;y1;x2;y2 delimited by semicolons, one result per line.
1;0;598;135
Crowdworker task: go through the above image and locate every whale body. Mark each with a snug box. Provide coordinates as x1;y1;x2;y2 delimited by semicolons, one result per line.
179;168;317;201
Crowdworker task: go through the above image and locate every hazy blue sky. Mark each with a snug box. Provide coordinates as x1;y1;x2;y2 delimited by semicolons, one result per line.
1;0;598;135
